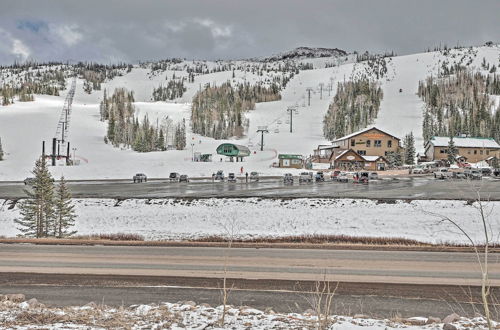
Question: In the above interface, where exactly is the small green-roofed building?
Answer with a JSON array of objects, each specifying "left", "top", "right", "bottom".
[
  {"left": 216, "top": 143, "right": 251, "bottom": 162},
  {"left": 278, "top": 154, "right": 303, "bottom": 168}
]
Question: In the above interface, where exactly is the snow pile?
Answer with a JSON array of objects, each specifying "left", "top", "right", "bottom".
[
  {"left": 1, "top": 198, "right": 498, "bottom": 245},
  {"left": 0, "top": 297, "right": 495, "bottom": 329}
]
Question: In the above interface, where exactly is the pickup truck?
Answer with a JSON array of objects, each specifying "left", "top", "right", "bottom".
[
  {"left": 433, "top": 168, "right": 452, "bottom": 179},
  {"left": 133, "top": 173, "right": 147, "bottom": 183}
]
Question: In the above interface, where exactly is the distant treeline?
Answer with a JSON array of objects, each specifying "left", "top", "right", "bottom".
[
  {"left": 152, "top": 78, "right": 186, "bottom": 101},
  {"left": 100, "top": 88, "right": 186, "bottom": 152},
  {"left": 418, "top": 68, "right": 500, "bottom": 142},
  {"left": 323, "top": 78, "right": 383, "bottom": 140},
  {"left": 191, "top": 82, "right": 281, "bottom": 139}
]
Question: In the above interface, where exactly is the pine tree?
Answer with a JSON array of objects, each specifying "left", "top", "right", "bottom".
[
  {"left": 15, "top": 157, "right": 55, "bottom": 238},
  {"left": 447, "top": 137, "right": 458, "bottom": 163},
  {"left": 403, "top": 132, "right": 416, "bottom": 165},
  {"left": 54, "top": 176, "right": 77, "bottom": 238},
  {"left": 386, "top": 151, "right": 402, "bottom": 168},
  {"left": 0, "top": 137, "right": 4, "bottom": 161}
]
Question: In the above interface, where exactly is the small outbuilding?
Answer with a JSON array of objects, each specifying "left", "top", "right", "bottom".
[
  {"left": 216, "top": 143, "right": 250, "bottom": 162},
  {"left": 278, "top": 154, "right": 303, "bottom": 169}
]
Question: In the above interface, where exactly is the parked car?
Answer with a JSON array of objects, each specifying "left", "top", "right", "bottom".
[
  {"left": 169, "top": 172, "right": 180, "bottom": 182},
  {"left": 452, "top": 171, "right": 467, "bottom": 179},
  {"left": 133, "top": 173, "right": 147, "bottom": 183},
  {"left": 434, "top": 168, "right": 452, "bottom": 179},
  {"left": 23, "top": 177, "right": 36, "bottom": 185},
  {"left": 299, "top": 172, "right": 313, "bottom": 183},
  {"left": 493, "top": 168, "right": 500, "bottom": 177},
  {"left": 179, "top": 174, "right": 189, "bottom": 183},
  {"left": 336, "top": 172, "right": 349, "bottom": 183},
  {"left": 214, "top": 170, "right": 224, "bottom": 181},
  {"left": 412, "top": 166, "right": 426, "bottom": 174},
  {"left": 369, "top": 172, "right": 379, "bottom": 180},
  {"left": 315, "top": 172, "right": 325, "bottom": 182},
  {"left": 353, "top": 171, "right": 369, "bottom": 184},
  {"left": 228, "top": 173, "right": 237, "bottom": 182},
  {"left": 283, "top": 173, "right": 294, "bottom": 184},
  {"left": 479, "top": 168, "right": 492, "bottom": 177},
  {"left": 250, "top": 171, "right": 259, "bottom": 182},
  {"left": 331, "top": 170, "right": 341, "bottom": 181},
  {"left": 464, "top": 169, "right": 482, "bottom": 180}
]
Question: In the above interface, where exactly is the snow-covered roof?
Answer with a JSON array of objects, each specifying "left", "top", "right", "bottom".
[
  {"left": 362, "top": 155, "right": 381, "bottom": 162},
  {"left": 317, "top": 144, "right": 338, "bottom": 150},
  {"left": 334, "top": 149, "right": 350, "bottom": 160},
  {"left": 332, "top": 126, "right": 400, "bottom": 143},
  {"left": 429, "top": 136, "right": 500, "bottom": 149}
]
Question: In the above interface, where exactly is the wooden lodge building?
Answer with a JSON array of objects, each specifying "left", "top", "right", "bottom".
[
  {"left": 424, "top": 136, "right": 500, "bottom": 164},
  {"left": 313, "top": 127, "right": 402, "bottom": 171}
]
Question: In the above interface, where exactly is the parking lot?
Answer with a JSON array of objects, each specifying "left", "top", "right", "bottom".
[{"left": 1, "top": 174, "right": 499, "bottom": 200}]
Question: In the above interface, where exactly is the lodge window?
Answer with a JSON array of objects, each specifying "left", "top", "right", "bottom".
[
  {"left": 366, "top": 140, "right": 371, "bottom": 147},
  {"left": 474, "top": 150, "right": 477, "bottom": 155},
  {"left": 351, "top": 140, "right": 355, "bottom": 147},
  {"left": 374, "top": 140, "right": 382, "bottom": 147},
  {"left": 291, "top": 159, "right": 301, "bottom": 165},
  {"left": 486, "top": 150, "right": 490, "bottom": 155},
  {"left": 358, "top": 150, "right": 366, "bottom": 155},
  {"left": 440, "top": 149, "right": 447, "bottom": 154},
  {"left": 387, "top": 140, "right": 392, "bottom": 148},
  {"left": 468, "top": 150, "right": 471, "bottom": 154}
]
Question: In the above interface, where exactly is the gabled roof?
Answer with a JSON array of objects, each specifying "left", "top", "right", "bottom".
[
  {"left": 334, "top": 149, "right": 350, "bottom": 160},
  {"left": 279, "top": 154, "right": 303, "bottom": 159},
  {"left": 428, "top": 136, "right": 500, "bottom": 149},
  {"left": 332, "top": 126, "right": 400, "bottom": 143},
  {"left": 362, "top": 155, "right": 383, "bottom": 162}
]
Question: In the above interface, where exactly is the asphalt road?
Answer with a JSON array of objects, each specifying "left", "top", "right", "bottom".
[
  {"left": 1, "top": 244, "right": 498, "bottom": 286},
  {"left": 1, "top": 176, "right": 499, "bottom": 200},
  {"left": 1, "top": 244, "right": 498, "bottom": 318}
]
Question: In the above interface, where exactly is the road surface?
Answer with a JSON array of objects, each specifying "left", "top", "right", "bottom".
[
  {"left": 1, "top": 244, "right": 498, "bottom": 318},
  {"left": 1, "top": 176, "right": 499, "bottom": 199},
  {"left": 1, "top": 244, "right": 498, "bottom": 286}
]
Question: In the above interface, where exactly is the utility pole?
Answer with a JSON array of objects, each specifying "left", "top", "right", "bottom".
[
  {"left": 330, "top": 77, "right": 334, "bottom": 96},
  {"left": 319, "top": 83, "right": 324, "bottom": 100},
  {"left": 256, "top": 126, "right": 269, "bottom": 151},
  {"left": 306, "top": 87, "right": 313, "bottom": 106},
  {"left": 287, "top": 106, "right": 296, "bottom": 133}
]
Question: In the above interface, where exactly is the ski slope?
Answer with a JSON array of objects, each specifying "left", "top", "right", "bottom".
[{"left": 0, "top": 45, "right": 498, "bottom": 180}]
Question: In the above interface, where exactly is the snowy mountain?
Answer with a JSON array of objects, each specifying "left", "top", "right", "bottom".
[
  {"left": 0, "top": 44, "right": 499, "bottom": 180},
  {"left": 261, "top": 46, "right": 348, "bottom": 61}
]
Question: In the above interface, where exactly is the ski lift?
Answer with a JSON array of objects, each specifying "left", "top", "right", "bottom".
[
  {"left": 274, "top": 128, "right": 279, "bottom": 133},
  {"left": 285, "top": 119, "right": 290, "bottom": 124},
  {"left": 294, "top": 109, "right": 299, "bottom": 115},
  {"left": 277, "top": 120, "right": 282, "bottom": 125},
  {"left": 302, "top": 102, "right": 306, "bottom": 107}
]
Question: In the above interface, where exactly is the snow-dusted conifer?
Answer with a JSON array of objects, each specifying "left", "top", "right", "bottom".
[
  {"left": 403, "top": 132, "right": 416, "bottom": 165},
  {"left": 54, "top": 176, "right": 77, "bottom": 238},
  {"left": 15, "top": 157, "right": 55, "bottom": 238}
]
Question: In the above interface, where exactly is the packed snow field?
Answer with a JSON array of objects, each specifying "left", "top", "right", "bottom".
[
  {"left": 1, "top": 198, "right": 498, "bottom": 244},
  {"left": 0, "top": 46, "right": 498, "bottom": 181},
  {"left": 0, "top": 294, "right": 496, "bottom": 329}
]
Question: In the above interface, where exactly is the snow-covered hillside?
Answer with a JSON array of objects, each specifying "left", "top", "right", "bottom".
[{"left": 0, "top": 45, "right": 499, "bottom": 180}]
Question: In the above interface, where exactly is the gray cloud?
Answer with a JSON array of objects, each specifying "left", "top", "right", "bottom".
[{"left": 0, "top": 0, "right": 498, "bottom": 64}]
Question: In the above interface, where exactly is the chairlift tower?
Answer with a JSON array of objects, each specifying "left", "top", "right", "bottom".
[
  {"left": 287, "top": 106, "right": 297, "bottom": 133},
  {"left": 319, "top": 83, "right": 324, "bottom": 100},
  {"left": 306, "top": 87, "right": 313, "bottom": 106},
  {"left": 256, "top": 126, "right": 269, "bottom": 151}
]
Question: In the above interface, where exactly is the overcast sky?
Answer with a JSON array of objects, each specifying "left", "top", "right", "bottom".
[{"left": 0, "top": 0, "right": 498, "bottom": 64}]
